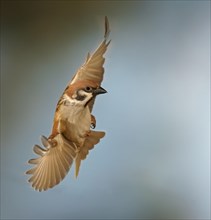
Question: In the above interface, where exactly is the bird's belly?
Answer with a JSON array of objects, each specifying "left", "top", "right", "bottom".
[{"left": 61, "top": 106, "right": 91, "bottom": 145}]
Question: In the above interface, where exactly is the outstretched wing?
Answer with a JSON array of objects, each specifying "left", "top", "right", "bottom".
[
  {"left": 26, "top": 135, "right": 77, "bottom": 191},
  {"left": 26, "top": 131, "right": 105, "bottom": 191},
  {"left": 70, "top": 16, "right": 111, "bottom": 112}
]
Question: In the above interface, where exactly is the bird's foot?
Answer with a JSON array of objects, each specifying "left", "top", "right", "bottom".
[{"left": 91, "top": 115, "right": 96, "bottom": 129}]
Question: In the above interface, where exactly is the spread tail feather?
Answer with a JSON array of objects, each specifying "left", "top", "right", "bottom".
[{"left": 75, "top": 131, "right": 105, "bottom": 177}]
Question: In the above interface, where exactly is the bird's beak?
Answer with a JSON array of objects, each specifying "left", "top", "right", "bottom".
[{"left": 93, "top": 86, "right": 107, "bottom": 95}]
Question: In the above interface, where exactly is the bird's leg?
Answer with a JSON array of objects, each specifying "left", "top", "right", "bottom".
[
  {"left": 91, "top": 115, "right": 96, "bottom": 129},
  {"left": 47, "top": 119, "right": 67, "bottom": 147},
  {"left": 47, "top": 119, "right": 63, "bottom": 141}
]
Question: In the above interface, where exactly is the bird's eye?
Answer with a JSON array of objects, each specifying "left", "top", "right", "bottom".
[{"left": 85, "top": 86, "right": 92, "bottom": 92}]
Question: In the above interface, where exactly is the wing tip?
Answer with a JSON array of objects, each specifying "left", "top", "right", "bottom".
[{"left": 104, "top": 16, "right": 110, "bottom": 40}]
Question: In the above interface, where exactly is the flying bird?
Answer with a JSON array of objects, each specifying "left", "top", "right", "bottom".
[{"left": 26, "top": 17, "right": 111, "bottom": 191}]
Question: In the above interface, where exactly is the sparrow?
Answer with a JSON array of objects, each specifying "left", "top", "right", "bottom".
[{"left": 26, "top": 16, "right": 111, "bottom": 191}]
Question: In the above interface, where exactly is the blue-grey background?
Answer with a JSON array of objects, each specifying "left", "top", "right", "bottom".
[{"left": 1, "top": 1, "right": 210, "bottom": 219}]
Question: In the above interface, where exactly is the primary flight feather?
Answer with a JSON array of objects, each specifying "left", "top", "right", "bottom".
[{"left": 26, "top": 17, "right": 111, "bottom": 191}]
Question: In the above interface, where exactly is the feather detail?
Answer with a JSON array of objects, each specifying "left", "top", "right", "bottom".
[
  {"left": 70, "top": 17, "right": 111, "bottom": 105},
  {"left": 26, "top": 134, "right": 77, "bottom": 191},
  {"left": 104, "top": 16, "right": 110, "bottom": 39},
  {"left": 75, "top": 131, "right": 105, "bottom": 177},
  {"left": 33, "top": 145, "right": 47, "bottom": 156}
]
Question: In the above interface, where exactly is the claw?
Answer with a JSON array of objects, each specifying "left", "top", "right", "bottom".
[
  {"left": 91, "top": 115, "right": 96, "bottom": 129},
  {"left": 91, "top": 123, "right": 95, "bottom": 129}
]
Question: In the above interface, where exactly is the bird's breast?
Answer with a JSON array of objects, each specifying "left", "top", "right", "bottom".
[{"left": 58, "top": 104, "right": 91, "bottom": 145}]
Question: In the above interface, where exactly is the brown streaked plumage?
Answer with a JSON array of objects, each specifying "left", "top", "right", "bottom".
[{"left": 26, "top": 17, "right": 111, "bottom": 191}]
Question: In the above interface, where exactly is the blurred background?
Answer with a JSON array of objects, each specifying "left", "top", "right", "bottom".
[{"left": 1, "top": 1, "right": 210, "bottom": 219}]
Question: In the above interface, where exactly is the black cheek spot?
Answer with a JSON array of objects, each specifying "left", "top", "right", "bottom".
[{"left": 76, "top": 94, "right": 86, "bottom": 101}]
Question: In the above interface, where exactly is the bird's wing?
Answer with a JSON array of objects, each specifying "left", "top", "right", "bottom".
[
  {"left": 75, "top": 131, "right": 105, "bottom": 177},
  {"left": 70, "top": 16, "right": 110, "bottom": 112},
  {"left": 26, "top": 134, "right": 77, "bottom": 191}
]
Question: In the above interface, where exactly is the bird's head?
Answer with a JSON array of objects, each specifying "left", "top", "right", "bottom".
[{"left": 63, "top": 80, "right": 107, "bottom": 107}]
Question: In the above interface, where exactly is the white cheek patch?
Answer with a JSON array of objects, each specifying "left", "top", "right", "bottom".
[
  {"left": 63, "top": 94, "right": 72, "bottom": 105},
  {"left": 78, "top": 90, "right": 87, "bottom": 97},
  {"left": 80, "top": 92, "right": 93, "bottom": 105},
  {"left": 72, "top": 94, "right": 77, "bottom": 99}
]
